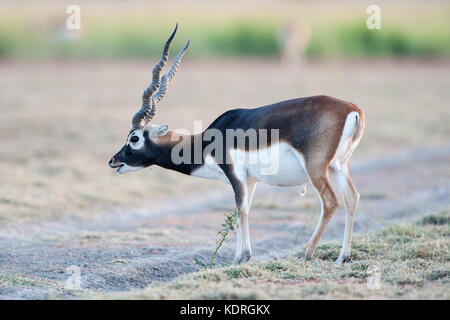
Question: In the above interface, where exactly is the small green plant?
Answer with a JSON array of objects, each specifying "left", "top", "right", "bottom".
[{"left": 195, "top": 209, "right": 239, "bottom": 269}]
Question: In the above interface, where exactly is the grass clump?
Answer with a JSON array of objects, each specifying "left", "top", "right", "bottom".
[{"left": 101, "top": 211, "right": 449, "bottom": 299}]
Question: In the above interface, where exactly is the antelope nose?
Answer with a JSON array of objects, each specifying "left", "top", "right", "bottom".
[{"left": 108, "top": 157, "right": 115, "bottom": 167}]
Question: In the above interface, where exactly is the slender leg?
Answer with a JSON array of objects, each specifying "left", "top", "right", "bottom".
[
  {"left": 303, "top": 173, "right": 339, "bottom": 260},
  {"left": 224, "top": 169, "right": 249, "bottom": 265},
  {"left": 237, "top": 180, "right": 257, "bottom": 264},
  {"left": 334, "top": 171, "right": 360, "bottom": 265},
  {"left": 238, "top": 204, "right": 251, "bottom": 264},
  {"left": 247, "top": 180, "right": 257, "bottom": 208},
  {"left": 233, "top": 219, "right": 243, "bottom": 263}
]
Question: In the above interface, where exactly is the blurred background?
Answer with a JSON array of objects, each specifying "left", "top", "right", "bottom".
[
  {"left": 1, "top": 1, "right": 449, "bottom": 60},
  {"left": 0, "top": 0, "right": 448, "bottom": 226}
]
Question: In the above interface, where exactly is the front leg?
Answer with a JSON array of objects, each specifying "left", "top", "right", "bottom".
[
  {"left": 220, "top": 164, "right": 252, "bottom": 265},
  {"left": 232, "top": 181, "right": 257, "bottom": 265},
  {"left": 231, "top": 181, "right": 250, "bottom": 265},
  {"left": 233, "top": 218, "right": 243, "bottom": 263},
  {"left": 237, "top": 208, "right": 252, "bottom": 264}
]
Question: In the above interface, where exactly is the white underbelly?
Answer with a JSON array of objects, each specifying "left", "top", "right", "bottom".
[
  {"left": 239, "top": 142, "right": 309, "bottom": 186},
  {"left": 191, "top": 142, "right": 309, "bottom": 187}
]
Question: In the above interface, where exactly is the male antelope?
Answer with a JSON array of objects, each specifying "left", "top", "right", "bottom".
[{"left": 109, "top": 25, "right": 365, "bottom": 265}]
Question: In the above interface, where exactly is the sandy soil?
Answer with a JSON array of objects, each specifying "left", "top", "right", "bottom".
[{"left": 0, "top": 143, "right": 448, "bottom": 299}]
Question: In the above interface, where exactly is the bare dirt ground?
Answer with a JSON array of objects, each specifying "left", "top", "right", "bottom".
[
  {"left": 0, "top": 143, "right": 448, "bottom": 299},
  {"left": 0, "top": 59, "right": 448, "bottom": 299}
]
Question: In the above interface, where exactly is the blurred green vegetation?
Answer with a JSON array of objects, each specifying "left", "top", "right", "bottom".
[
  {"left": 0, "top": 17, "right": 284, "bottom": 59},
  {"left": 306, "top": 20, "right": 450, "bottom": 58},
  {"left": 0, "top": 7, "right": 449, "bottom": 59}
]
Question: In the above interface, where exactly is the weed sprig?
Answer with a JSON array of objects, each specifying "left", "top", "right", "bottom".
[{"left": 195, "top": 209, "right": 239, "bottom": 269}]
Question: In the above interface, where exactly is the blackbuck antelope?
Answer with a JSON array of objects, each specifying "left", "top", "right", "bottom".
[{"left": 109, "top": 25, "right": 365, "bottom": 265}]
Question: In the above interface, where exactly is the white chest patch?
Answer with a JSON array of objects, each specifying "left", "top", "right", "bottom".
[
  {"left": 191, "top": 142, "right": 309, "bottom": 187},
  {"left": 190, "top": 155, "right": 229, "bottom": 183}
]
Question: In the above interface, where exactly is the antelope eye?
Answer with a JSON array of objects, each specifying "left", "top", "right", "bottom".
[{"left": 130, "top": 136, "right": 139, "bottom": 143}]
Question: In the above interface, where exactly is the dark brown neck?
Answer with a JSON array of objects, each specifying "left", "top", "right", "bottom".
[{"left": 152, "top": 132, "right": 204, "bottom": 176}]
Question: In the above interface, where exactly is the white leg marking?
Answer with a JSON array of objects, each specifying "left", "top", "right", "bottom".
[
  {"left": 238, "top": 189, "right": 251, "bottom": 264},
  {"left": 233, "top": 219, "right": 243, "bottom": 262},
  {"left": 233, "top": 180, "right": 256, "bottom": 265},
  {"left": 243, "top": 181, "right": 257, "bottom": 257},
  {"left": 334, "top": 167, "right": 359, "bottom": 265}
]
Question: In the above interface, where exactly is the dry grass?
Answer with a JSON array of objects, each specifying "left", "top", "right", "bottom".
[
  {"left": 0, "top": 59, "right": 449, "bottom": 227},
  {"left": 97, "top": 211, "right": 449, "bottom": 299}
]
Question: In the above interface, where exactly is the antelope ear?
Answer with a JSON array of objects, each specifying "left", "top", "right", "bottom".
[{"left": 152, "top": 124, "right": 169, "bottom": 136}]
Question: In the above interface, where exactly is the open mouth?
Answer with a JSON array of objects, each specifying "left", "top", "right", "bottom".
[{"left": 109, "top": 162, "right": 125, "bottom": 171}]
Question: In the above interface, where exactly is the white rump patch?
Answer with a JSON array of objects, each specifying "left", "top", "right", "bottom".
[{"left": 331, "top": 111, "right": 360, "bottom": 171}]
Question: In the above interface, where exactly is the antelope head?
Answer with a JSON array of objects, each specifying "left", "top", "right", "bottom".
[{"left": 109, "top": 24, "right": 189, "bottom": 174}]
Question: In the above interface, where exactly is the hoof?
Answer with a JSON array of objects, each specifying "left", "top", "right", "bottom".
[
  {"left": 301, "top": 247, "right": 313, "bottom": 261},
  {"left": 335, "top": 255, "right": 350, "bottom": 266},
  {"left": 235, "top": 250, "right": 252, "bottom": 265}
]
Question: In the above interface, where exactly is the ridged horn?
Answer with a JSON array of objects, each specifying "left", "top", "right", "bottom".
[{"left": 132, "top": 23, "right": 178, "bottom": 128}]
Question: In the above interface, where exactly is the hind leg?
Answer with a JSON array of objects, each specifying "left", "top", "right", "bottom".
[
  {"left": 303, "top": 168, "right": 339, "bottom": 260},
  {"left": 330, "top": 166, "right": 360, "bottom": 265}
]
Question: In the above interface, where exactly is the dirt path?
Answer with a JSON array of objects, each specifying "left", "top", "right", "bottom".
[{"left": 0, "top": 144, "right": 448, "bottom": 299}]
